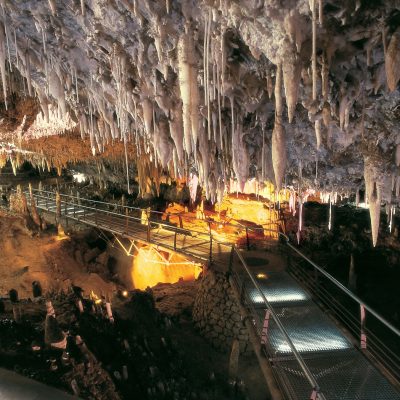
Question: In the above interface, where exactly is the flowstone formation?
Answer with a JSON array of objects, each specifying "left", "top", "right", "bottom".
[{"left": 0, "top": 0, "right": 400, "bottom": 245}]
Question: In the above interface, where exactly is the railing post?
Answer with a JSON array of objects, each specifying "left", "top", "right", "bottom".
[
  {"left": 95, "top": 203, "right": 98, "bottom": 225},
  {"left": 64, "top": 200, "right": 68, "bottom": 227},
  {"left": 208, "top": 221, "right": 212, "bottom": 264},
  {"left": 360, "top": 304, "right": 367, "bottom": 349},
  {"left": 310, "top": 388, "right": 318, "bottom": 400},
  {"left": 228, "top": 245, "right": 235, "bottom": 274},
  {"left": 174, "top": 230, "right": 177, "bottom": 251},
  {"left": 179, "top": 215, "right": 183, "bottom": 229},
  {"left": 147, "top": 211, "right": 151, "bottom": 242},
  {"left": 261, "top": 309, "right": 271, "bottom": 345}
]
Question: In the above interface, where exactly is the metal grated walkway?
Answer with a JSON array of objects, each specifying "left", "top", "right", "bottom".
[
  {"left": 240, "top": 271, "right": 400, "bottom": 399},
  {"left": 22, "top": 188, "right": 400, "bottom": 400}
]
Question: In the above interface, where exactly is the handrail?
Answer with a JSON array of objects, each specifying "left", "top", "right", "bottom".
[
  {"left": 19, "top": 188, "right": 400, "bottom": 397},
  {"left": 25, "top": 187, "right": 400, "bottom": 339},
  {"left": 233, "top": 247, "right": 323, "bottom": 399},
  {"left": 281, "top": 235, "right": 400, "bottom": 339},
  {"left": 29, "top": 187, "right": 280, "bottom": 232},
  {"left": 22, "top": 188, "right": 400, "bottom": 340},
  {"left": 30, "top": 192, "right": 235, "bottom": 244}
]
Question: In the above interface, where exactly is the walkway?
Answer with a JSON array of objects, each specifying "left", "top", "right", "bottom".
[{"left": 26, "top": 189, "right": 400, "bottom": 400}]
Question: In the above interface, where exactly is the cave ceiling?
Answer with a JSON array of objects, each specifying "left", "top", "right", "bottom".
[{"left": 0, "top": 0, "right": 399, "bottom": 204}]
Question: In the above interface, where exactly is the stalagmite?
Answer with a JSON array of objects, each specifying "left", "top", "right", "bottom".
[{"left": 385, "top": 28, "right": 400, "bottom": 92}]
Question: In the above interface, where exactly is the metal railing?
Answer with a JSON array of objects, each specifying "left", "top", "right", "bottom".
[
  {"left": 21, "top": 187, "right": 400, "bottom": 399},
  {"left": 229, "top": 246, "right": 325, "bottom": 400},
  {"left": 286, "top": 243, "right": 400, "bottom": 387},
  {"left": 28, "top": 187, "right": 283, "bottom": 249}
]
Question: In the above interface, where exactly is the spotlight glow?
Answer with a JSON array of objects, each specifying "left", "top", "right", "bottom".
[
  {"left": 275, "top": 336, "right": 350, "bottom": 353},
  {"left": 252, "top": 292, "right": 308, "bottom": 303}
]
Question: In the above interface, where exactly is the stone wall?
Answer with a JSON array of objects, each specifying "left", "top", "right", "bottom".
[{"left": 192, "top": 270, "right": 251, "bottom": 354}]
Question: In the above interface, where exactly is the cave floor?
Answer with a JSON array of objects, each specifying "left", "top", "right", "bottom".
[{"left": 0, "top": 211, "right": 114, "bottom": 298}]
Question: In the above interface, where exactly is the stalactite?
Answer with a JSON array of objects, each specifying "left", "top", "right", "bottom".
[
  {"left": 315, "top": 120, "right": 321, "bottom": 150},
  {"left": 318, "top": 0, "right": 323, "bottom": 25},
  {"left": 328, "top": 194, "right": 332, "bottom": 230},
  {"left": 231, "top": 108, "right": 249, "bottom": 191},
  {"left": 36, "top": 88, "right": 49, "bottom": 123},
  {"left": 154, "top": 117, "right": 173, "bottom": 168},
  {"left": 220, "top": 22, "right": 226, "bottom": 101},
  {"left": 0, "top": 22, "right": 7, "bottom": 110},
  {"left": 385, "top": 28, "right": 400, "bottom": 92},
  {"left": 142, "top": 99, "right": 153, "bottom": 136},
  {"left": 297, "top": 196, "right": 303, "bottom": 244},
  {"left": 123, "top": 136, "right": 130, "bottom": 194},
  {"left": 310, "top": 0, "right": 321, "bottom": 148},
  {"left": 204, "top": 10, "right": 212, "bottom": 140},
  {"left": 282, "top": 58, "right": 301, "bottom": 123},
  {"left": 48, "top": 68, "right": 66, "bottom": 117},
  {"left": 272, "top": 63, "right": 286, "bottom": 191},
  {"left": 396, "top": 176, "right": 400, "bottom": 198},
  {"left": 364, "top": 159, "right": 382, "bottom": 247},
  {"left": 272, "top": 120, "right": 286, "bottom": 192},
  {"left": 275, "top": 64, "right": 283, "bottom": 118},
  {"left": 177, "top": 23, "right": 199, "bottom": 155},
  {"left": 395, "top": 144, "right": 400, "bottom": 166},
  {"left": 80, "top": 0, "right": 85, "bottom": 16},
  {"left": 216, "top": 58, "right": 223, "bottom": 150},
  {"left": 261, "top": 124, "right": 265, "bottom": 183},
  {"left": 169, "top": 106, "right": 184, "bottom": 162},
  {"left": 266, "top": 72, "right": 273, "bottom": 99},
  {"left": 48, "top": 0, "right": 57, "bottom": 16},
  {"left": 25, "top": 46, "right": 33, "bottom": 96}
]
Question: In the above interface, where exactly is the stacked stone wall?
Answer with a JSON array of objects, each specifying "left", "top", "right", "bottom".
[{"left": 193, "top": 270, "right": 251, "bottom": 353}]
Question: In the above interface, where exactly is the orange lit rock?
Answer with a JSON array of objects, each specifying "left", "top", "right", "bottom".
[{"left": 132, "top": 246, "right": 202, "bottom": 290}]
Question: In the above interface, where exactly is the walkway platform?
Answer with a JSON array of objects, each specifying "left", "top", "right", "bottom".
[{"left": 25, "top": 188, "right": 400, "bottom": 400}]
